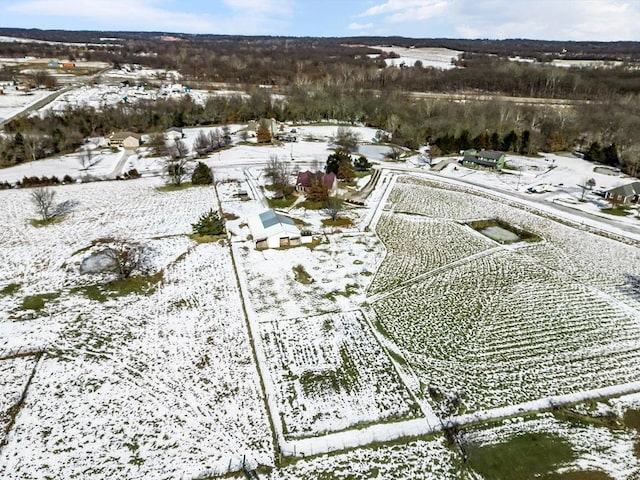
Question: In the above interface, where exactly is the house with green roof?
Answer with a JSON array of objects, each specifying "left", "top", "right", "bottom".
[{"left": 247, "top": 209, "right": 301, "bottom": 249}]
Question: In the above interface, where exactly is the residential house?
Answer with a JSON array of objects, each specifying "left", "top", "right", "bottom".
[
  {"left": 462, "top": 149, "right": 506, "bottom": 170},
  {"left": 295, "top": 171, "right": 337, "bottom": 195},
  {"left": 247, "top": 209, "right": 301, "bottom": 249},
  {"left": 605, "top": 182, "right": 640, "bottom": 204},
  {"left": 165, "top": 127, "right": 184, "bottom": 142},
  {"left": 108, "top": 131, "right": 141, "bottom": 149}
]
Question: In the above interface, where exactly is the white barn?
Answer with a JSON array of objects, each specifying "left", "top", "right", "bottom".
[{"left": 248, "top": 209, "right": 301, "bottom": 249}]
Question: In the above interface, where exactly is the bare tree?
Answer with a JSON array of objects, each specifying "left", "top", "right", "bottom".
[
  {"left": 193, "top": 129, "right": 212, "bottom": 156},
  {"left": 164, "top": 157, "right": 189, "bottom": 185},
  {"left": 265, "top": 154, "right": 292, "bottom": 195},
  {"left": 385, "top": 145, "right": 404, "bottom": 161},
  {"left": 78, "top": 147, "right": 96, "bottom": 170},
  {"left": 31, "top": 187, "right": 56, "bottom": 222},
  {"left": 332, "top": 126, "right": 360, "bottom": 152},
  {"left": 169, "top": 138, "right": 189, "bottom": 160},
  {"left": 579, "top": 177, "right": 596, "bottom": 200},
  {"left": 324, "top": 196, "right": 344, "bottom": 221},
  {"left": 103, "top": 239, "right": 146, "bottom": 279},
  {"left": 164, "top": 138, "right": 190, "bottom": 185}
]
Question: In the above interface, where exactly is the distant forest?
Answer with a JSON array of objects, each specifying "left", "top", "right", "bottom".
[{"left": 1, "top": 29, "right": 639, "bottom": 175}]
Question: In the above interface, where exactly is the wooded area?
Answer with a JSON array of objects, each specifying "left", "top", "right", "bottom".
[{"left": 1, "top": 29, "right": 639, "bottom": 175}]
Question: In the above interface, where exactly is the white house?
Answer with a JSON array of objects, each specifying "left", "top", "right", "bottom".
[
  {"left": 165, "top": 127, "right": 184, "bottom": 142},
  {"left": 108, "top": 131, "right": 141, "bottom": 149},
  {"left": 247, "top": 209, "right": 301, "bottom": 249}
]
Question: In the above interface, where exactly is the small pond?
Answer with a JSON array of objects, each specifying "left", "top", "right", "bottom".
[
  {"left": 480, "top": 226, "right": 520, "bottom": 243},
  {"left": 594, "top": 166, "right": 620, "bottom": 176},
  {"left": 467, "top": 219, "right": 540, "bottom": 244},
  {"left": 358, "top": 144, "right": 399, "bottom": 161}
]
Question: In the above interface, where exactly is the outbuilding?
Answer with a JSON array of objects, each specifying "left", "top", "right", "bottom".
[{"left": 247, "top": 209, "right": 301, "bottom": 249}]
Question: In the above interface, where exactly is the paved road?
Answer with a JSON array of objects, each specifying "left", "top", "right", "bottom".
[{"left": 378, "top": 162, "right": 640, "bottom": 241}]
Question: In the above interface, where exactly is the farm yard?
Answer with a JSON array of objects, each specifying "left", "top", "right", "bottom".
[
  {"left": 0, "top": 122, "right": 640, "bottom": 478},
  {"left": 259, "top": 310, "right": 422, "bottom": 439}
]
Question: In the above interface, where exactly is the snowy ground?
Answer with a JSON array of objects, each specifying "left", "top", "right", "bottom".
[
  {"left": 0, "top": 87, "right": 55, "bottom": 124},
  {"left": 2, "top": 109, "right": 640, "bottom": 477},
  {"left": 0, "top": 178, "right": 272, "bottom": 479}
]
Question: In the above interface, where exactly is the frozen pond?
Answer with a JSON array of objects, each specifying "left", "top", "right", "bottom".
[
  {"left": 358, "top": 144, "right": 396, "bottom": 161},
  {"left": 480, "top": 225, "right": 521, "bottom": 243}
]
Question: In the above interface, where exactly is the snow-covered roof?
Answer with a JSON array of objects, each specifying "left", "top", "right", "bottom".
[
  {"left": 607, "top": 181, "right": 640, "bottom": 198},
  {"left": 247, "top": 209, "right": 300, "bottom": 242}
]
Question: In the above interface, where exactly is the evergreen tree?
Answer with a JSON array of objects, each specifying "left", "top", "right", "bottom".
[
  {"left": 192, "top": 209, "right": 225, "bottom": 236},
  {"left": 191, "top": 161, "right": 213, "bottom": 185},
  {"left": 603, "top": 143, "right": 619, "bottom": 166}
]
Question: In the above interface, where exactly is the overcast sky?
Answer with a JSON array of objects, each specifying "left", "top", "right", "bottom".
[{"left": 0, "top": 0, "right": 639, "bottom": 41}]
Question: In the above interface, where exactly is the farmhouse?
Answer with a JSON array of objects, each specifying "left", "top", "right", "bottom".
[
  {"left": 605, "top": 181, "right": 640, "bottom": 204},
  {"left": 295, "top": 171, "right": 337, "bottom": 195},
  {"left": 107, "top": 131, "right": 141, "bottom": 149},
  {"left": 248, "top": 209, "right": 301, "bottom": 249},
  {"left": 462, "top": 149, "right": 506, "bottom": 170}
]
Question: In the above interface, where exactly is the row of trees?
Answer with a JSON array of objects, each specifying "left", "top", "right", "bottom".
[
  {"left": 433, "top": 130, "right": 532, "bottom": 155},
  {"left": 2, "top": 85, "right": 639, "bottom": 175}
]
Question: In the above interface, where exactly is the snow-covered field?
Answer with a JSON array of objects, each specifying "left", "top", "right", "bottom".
[
  {"left": 2, "top": 97, "right": 640, "bottom": 476},
  {"left": 0, "top": 88, "right": 55, "bottom": 124},
  {"left": 373, "top": 46, "right": 462, "bottom": 69},
  {"left": 0, "top": 178, "right": 272, "bottom": 478},
  {"left": 371, "top": 176, "right": 640, "bottom": 413}
]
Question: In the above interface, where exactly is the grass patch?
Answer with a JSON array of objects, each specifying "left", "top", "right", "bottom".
[
  {"left": 297, "top": 200, "right": 326, "bottom": 210},
  {"left": 545, "top": 472, "right": 613, "bottom": 480},
  {"left": 156, "top": 182, "right": 199, "bottom": 192},
  {"left": 30, "top": 216, "right": 64, "bottom": 227},
  {"left": 552, "top": 407, "right": 622, "bottom": 430},
  {"left": 299, "top": 345, "right": 358, "bottom": 395},
  {"left": 623, "top": 409, "right": 640, "bottom": 430},
  {"left": 466, "top": 433, "right": 574, "bottom": 480},
  {"left": 292, "top": 264, "right": 314, "bottom": 284},
  {"left": 322, "top": 217, "right": 354, "bottom": 227},
  {"left": 601, "top": 206, "right": 631, "bottom": 216},
  {"left": 1, "top": 283, "right": 21, "bottom": 296},
  {"left": 72, "top": 272, "right": 163, "bottom": 302},
  {"left": 189, "top": 233, "right": 226, "bottom": 244},
  {"left": 266, "top": 196, "right": 297, "bottom": 209},
  {"left": 20, "top": 292, "right": 60, "bottom": 311}
]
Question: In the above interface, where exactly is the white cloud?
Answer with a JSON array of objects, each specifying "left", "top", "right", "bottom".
[
  {"left": 354, "top": 0, "right": 640, "bottom": 41},
  {"left": 360, "top": 0, "right": 451, "bottom": 21}
]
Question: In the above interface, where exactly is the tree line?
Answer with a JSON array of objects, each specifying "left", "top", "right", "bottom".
[{"left": 2, "top": 85, "right": 639, "bottom": 174}]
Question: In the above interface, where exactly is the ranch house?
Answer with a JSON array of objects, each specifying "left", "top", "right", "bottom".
[
  {"left": 108, "top": 131, "right": 141, "bottom": 149},
  {"left": 605, "top": 182, "right": 640, "bottom": 204},
  {"left": 462, "top": 150, "right": 506, "bottom": 170}
]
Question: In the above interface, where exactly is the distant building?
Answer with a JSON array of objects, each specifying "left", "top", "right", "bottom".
[
  {"left": 247, "top": 209, "right": 301, "bottom": 249},
  {"left": 165, "top": 127, "right": 184, "bottom": 142},
  {"left": 605, "top": 182, "right": 640, "bottom": 204},
  {"left": 108, "top": 131, "right": 141, "bottom": 149},
  {"left": 462, "top": 149, "right": 506, "bottom": 170}
]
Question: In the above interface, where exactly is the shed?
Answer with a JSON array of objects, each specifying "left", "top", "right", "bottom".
[
  {"left": 165, "top": 127, "right": 184, "bottom": 141},
  {"left": 247, "top": 209, "right": 301, "bottom": 249}
]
